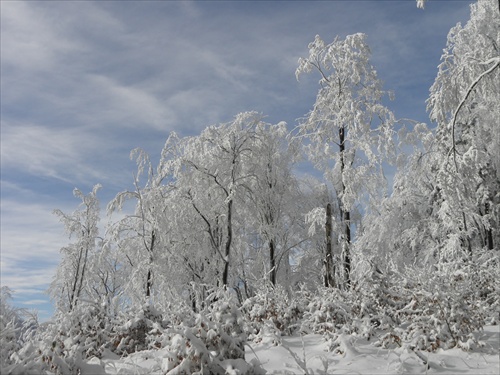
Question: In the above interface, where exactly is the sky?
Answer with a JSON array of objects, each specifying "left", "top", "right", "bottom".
[{"left": 0, "top": 0, "right": 475, "bottom": 321}]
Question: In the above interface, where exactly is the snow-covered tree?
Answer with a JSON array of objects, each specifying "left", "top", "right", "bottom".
[
  {"left": 295, "top": 33, "right": 395, "bottom": 287},
  {"left": 107, "top": 146, "right": 178, "bottom": 305},
  {"left": 50, "top": 184, "right": 103, "bottom": 312},
  {"left": 354, "top": 1, "right": 500, "bottom": 348},
  {"left": 241, "top": 120, "right": 303, "bottom": 287},
  {"left": 427, "top": 0, "right": 500, "bottom": 258},
  {"left": 175, "top": 112, "right": 262, "bottom": 288}
]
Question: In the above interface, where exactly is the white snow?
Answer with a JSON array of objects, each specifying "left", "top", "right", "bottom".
[{"left": 90, "top": 325, "right": 498, "bottom": 374}]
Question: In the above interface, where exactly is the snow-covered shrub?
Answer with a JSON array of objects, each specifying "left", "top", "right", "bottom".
[
  {"left": 0, "top": 317, "right": 19, "bottom": 371},
  {"left": 159, "top": 313, "right": 245, "bottom": 374},
  {"left": 300, "top": 287, "right": 352, "bottom": 335},
  {"left": 0, "top": 287, "right": 22, "bottom": 370},
  {"left": 111, "top": 303, "right": 164, "bottom": 355},
  {"left": 471, "top": 249, "right": 500, "bottom": 325},
  {"left": 6, "top": 319, "right": 78, "bottom": 375},
  {"left": 153, "top": 288, "right": 262, "bottom": 374},
  {"left": 298, "top": 286, "right": 381, "bottom": 353},
  {"left": 52, "top": 306, "right": 109, "bottom": 370},
  {"left": 374, "top": 264, "right": 489, "bottom": 352},
  {"left": 5, "top": 301, "right": 116, "bottom": 374},
  {"left": 206, "top": 288, "right": 247, "bottom": 346},
  {"left": 242, "top": 283, "right": 302, "bottom": 343},
  {"left": 1, "top": 288, "right": 43, "bottom": 374},
  {"left": 349, "top": 263, "right": 406, "bottom": 337}
]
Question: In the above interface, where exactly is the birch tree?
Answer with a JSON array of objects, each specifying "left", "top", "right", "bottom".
[{"left": 295, "top": 33, "right": 395, "bottom": 287}]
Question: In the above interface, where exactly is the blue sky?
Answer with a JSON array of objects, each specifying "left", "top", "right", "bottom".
[{"left": 1, "top": 0, "right": 473, "bottom": 321}]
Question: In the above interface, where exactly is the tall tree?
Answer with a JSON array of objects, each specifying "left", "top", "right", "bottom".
[
  {"left": 107, "top": 148, "right": 175, "bottom": 303},
  {"left": 175, "top": 112, "right": 261, "bottom": 287},
  {"left": 244, "top": 120, "right": 301, "bottom": 286},
  {"left": 427, "top": 0, "right": 500, "bottom": 256},
  {"left": 295, "top": 33, "right": 395, "bottom": 287},
  {"left": 50, "top": 185, "right": 102, "bottom": 311},
  {"left": 358, "top": 0, "right": 500, "bottom": 272}
]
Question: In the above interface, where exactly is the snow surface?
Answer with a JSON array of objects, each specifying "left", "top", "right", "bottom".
[{"left": 89, "top": 326, "right": 499, "bottom": 374}]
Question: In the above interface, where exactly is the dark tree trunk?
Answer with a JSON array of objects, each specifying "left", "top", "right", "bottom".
[
  {"left": 146, "top": 231, "right": 155, "bottom": 298},
  {"left": 339, "top": 126, "right": 351, "bottom": 287},
  {"left": 76, "top": 244, "right": 89, "bottom": 304},
  {"left": 461, "top": 211, "right": 472, "bottom": 259},
  {"left": 222, "top": 199, "right": 233, "bottom": 286},
  {"left": 344, "top": 210, "right": 351, "bottom": 285},
  {"left": 270, "top": 238, "right": 277, "bottom": 286},
  {"left": 485, "top": 202, "right": 494, "bottom": 250},
  {"left": 69, "top": 246, "right": 84, "bottom": 311},
  {"left": 146, "top": 269, "right": 152, "bottom": 298},
  {"left": 324, "top": 203, "right": 335, "bottom": 287},
  {"left": 75, "top": 228, "right": 91, "bottom": 306}
]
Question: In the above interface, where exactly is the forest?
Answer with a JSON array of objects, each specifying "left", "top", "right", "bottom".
[{"left": 1, "top": 0, "right": 499, "bottom": 374}]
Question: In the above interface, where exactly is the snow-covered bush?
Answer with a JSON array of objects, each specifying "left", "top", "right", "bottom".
[
  {"left": 4, "top": 300, "right": 117, "bottom": 374},
  {"left": 151, "top": 288, "right": 263, "bottom": 374},
  {"left": 0, "top": 317, "right": 19, "bottom": 371},
  {"left": 373, "top": 263, "right": 492, "bottom": 352},
  {"left": 111, "top": 303, "right": 164, "bottom": 355},
  {"left": 471, "top": 250, "right": 500, "bottom": 325},
  {"left": 242, "top": 282, "right": 302, "bottom": 343},
  {"left": 159, "top": 313, "right": 245, "bottom": 374},
  {"left": 1, "top": 287, "right": 42, "bottom": 374},
  {"left": 299, "top": 285, "right": 386, "bottom": 353},
  {"left": 350, "top": 263, "right": 406, "bottom": 335},
  {"left": 300, "top": 287, "right": 351, "bottom": 335}
]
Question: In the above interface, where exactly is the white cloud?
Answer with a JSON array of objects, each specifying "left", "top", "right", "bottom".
[
  {"left": 1, "top": 2, "right": 80, "bottom": 72},
  {"left": 0, "top": 266, "right": 58, "bottom": 303},
  {"left": 1, "top": 121, "right": 107, "bottom": 183},
  {"left": 19, "top": 299, "right": 50, "bottom": 306},
  {"left": 0, "top": 198, "right": 65, "bottom": 266}
]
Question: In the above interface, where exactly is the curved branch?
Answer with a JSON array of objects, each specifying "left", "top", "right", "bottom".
[{"left": 449, "top": 57, "right": 500, "bottom": 170}]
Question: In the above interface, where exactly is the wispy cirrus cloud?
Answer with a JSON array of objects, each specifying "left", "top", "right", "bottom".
[
  {"left": 1, "top": 122, "right": 101, "bottom": 183},
  {"left": 0, "top": 195, "right": 66, "bottom": 266},
  {"left": 0, "top": 195, "right": 63, "bottom": 321}
]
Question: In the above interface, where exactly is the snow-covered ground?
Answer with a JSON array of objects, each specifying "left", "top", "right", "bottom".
[{"left": 92, "top": 325, "right": 499, "bottom": 374}]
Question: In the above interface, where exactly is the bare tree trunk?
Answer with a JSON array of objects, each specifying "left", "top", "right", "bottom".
[
  {"left": 461, "top": 211, "right": 472, "bottom": 259},
  {"left": 75, "top": 244, "right": 89, "bottom": 304},
  {"left": 339, "top": 126, "right": 351, "bottom": 287},
  {"left": 485, "top": 202, "right": 494, "bottom": 251},
  {"left": 75, "top": 226, "right": 92, "bottom": 305},
  {"left": 146, "top": 231, "right": 155, "bottom": 298},
  {"left": 269, "top": 238, "right": 277, "bottom": 286},
  {"left": 344, "top": 210, "right": 351, "bottom": 286},
  {"left": 324, "top": 203, "right": 335, "bottom": 287},
  {"left": 222, "top": 199, "right": 232, "bottom": 286},
  {"left": 69, "top": 246, "right": 84, "bottom": 311}
]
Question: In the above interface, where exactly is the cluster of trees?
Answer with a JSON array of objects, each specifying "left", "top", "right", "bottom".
[
  {"left": 49, "top": 113, "right": 309, "bottom": 311},
  {"left": 48, "top": 50, "right": 394, "bottom": 310},
  {"left": 1, "top": 0, "right": 498, "bottom": 373},
  {"left": 49, "top": 0, "right": 498, "bottom": 313}
]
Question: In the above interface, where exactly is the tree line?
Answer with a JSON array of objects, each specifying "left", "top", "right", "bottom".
[{"left": 49, "top": 0, "right": 498, "bottom": 315}]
